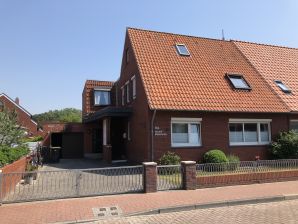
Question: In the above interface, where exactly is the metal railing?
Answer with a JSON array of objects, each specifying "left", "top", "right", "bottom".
[
  {"left": 196, "top": 159, "right": 298, "bottom": 176},
  {"left": 0, "top": 165, "right": 143, "bottom": 203},
  {"left": 157, "top": 165, "right": 182, "bottom": 191}
]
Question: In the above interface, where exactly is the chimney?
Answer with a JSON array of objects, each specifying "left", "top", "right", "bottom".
[{"left": 15, "top": 97, "right": 20, "bottom": 105}]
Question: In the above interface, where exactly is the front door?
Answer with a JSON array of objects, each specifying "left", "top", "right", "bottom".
[{"left": 111, "top": 118, "right": 126, "bottom": 160}]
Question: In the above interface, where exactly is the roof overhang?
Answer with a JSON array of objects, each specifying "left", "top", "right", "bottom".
[{"left": 83, "top": 107, "right": 132, "bottom": 123}]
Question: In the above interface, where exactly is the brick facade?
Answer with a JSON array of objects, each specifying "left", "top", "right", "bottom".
[{"left": 0, "top": 94, "right": 40, "bottom": 136}]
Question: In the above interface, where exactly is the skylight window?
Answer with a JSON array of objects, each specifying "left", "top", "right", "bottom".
[
  {"left": 275, "top": 80, "right": 291, "bottom": 93},
  {"left": 226, "top": 74, "right": 251, "bottom": 90},
  {"left": 175, "top": 44, "right": 190, "bottom": 56}
]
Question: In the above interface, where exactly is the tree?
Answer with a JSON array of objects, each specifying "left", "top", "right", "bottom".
[
  {"left": 33, "top": 108, "right": 82, "bottom": 123},
  {"left": 0, "top": 109, "right": 26, "bottom": 146}
]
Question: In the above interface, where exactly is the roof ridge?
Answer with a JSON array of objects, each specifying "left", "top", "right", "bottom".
[
  {"left": 232, "top": 39, "right": 298, "bottom": 51},
  {"left": 86, "top": 80, "right": 114, "bottom": 83},
  {"left": 127, "top": 27, "right": 226, "bottom": 43}
]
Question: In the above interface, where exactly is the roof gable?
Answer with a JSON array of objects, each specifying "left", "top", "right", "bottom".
[
  {"left": 127, "top": 28, "right": 288, "bottom": 113},
  {"left": 0, "top": 93, "right": 38, "bottom": 126}
]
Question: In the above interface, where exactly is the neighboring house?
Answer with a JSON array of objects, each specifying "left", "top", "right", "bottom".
[
  {"left": 0, "top": 93, "right": 40, "bottom": 136},
  {"left": 81, "top": 28, "right": 298, "bottom": 163}
]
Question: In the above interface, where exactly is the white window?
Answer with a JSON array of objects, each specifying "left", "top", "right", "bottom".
[
  {"left": 229, "top": 119, "right": 271, "bottom": 146},
  {"left": 171, "top": 118, "right": 202, "bottom": 147},
  {"left": 175, "top": 44, "right": 190, "bottom": 56},
  {"left": 121, "top": 86, "right": 124, "bottom": 106},
  {"left": 290, "top": 120, "right": 298, "bottom": 132},
  {"left": 227, "top": 74, "right": 251, "bottom": 90},
  {"left": 94, "top": 90, "right": 110, "bottom": 106},
  {"left": 275, "top": 80, "right": 291, "bottom": 93},
  {"left": 131, "top": 76, "right": 136, "bottom": 99},
  {"left": 126, "top": 82, "right": 130, "bottom": 103}
]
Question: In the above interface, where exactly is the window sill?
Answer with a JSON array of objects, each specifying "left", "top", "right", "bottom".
[
  {"left": 171, "top": 144, "right": 202, "bottom": 148},
  {"left": 229, "top": 142, "right": 270, "bottom": 147}
]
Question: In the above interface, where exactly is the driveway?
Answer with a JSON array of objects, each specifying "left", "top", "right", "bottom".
[{"left": 42, "top": 158, "right": 110, "bottom": 170}]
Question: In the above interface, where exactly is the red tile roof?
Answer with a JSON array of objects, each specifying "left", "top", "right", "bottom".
[
  {"left": 233, "top": 41, "right": 298, "bottom": 112},
  {"left": 127, "top": 28, "right": 288, "bottom": 113},
  {"left": 84, "top": 80, "right": 114, "bottom": 88}
]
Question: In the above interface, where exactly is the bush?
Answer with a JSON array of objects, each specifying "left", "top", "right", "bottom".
[
  {"left": 203, "top": 149, "right": 228, "bottom": 163},
  {"left": 158, "top": 151, "right": 181, "bottom": 165},
  {"left": 270, "top": 131, "right": 298, "bottom": 159},
  {"left": 0, "top": 145, "right": 29, "bottom": 167},
  {"left": 226, "top": 154, "right": 240, "bottom": 171}
]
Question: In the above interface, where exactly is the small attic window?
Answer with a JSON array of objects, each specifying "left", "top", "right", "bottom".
[
  {"left": 275, "top": 80, "right": 291, "bottom": 93},
  {"left": 226, "top": 74, "right": 251, "bottom": 90},
  {"left": 175, "top": 44, "right": 190, "bottom": 56}
]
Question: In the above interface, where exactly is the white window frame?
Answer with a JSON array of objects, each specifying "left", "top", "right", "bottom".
[
  {"left": 121, "top": 86, "right": 124, "bottom": 106},
  {"left": 131, "top": 75, "right": 136, "bottom": 99},
  {"left": 126, "top": 81, "right": 130, "bottom": 103},
  {"left": 171, "top": 117, "right": 202, "bottom": 147},
  {"left": 229, "top": 119, "right": 272, "bottom": 146}
]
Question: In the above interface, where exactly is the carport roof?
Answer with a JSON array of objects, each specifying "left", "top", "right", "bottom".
[{"left": 83, "top": 107, "right": 132, "bottom": 123}]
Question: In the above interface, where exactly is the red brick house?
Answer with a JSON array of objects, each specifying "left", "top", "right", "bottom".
[
  {"left": 82, "top": 28, "right": 297, "bottom": 163},
  {"left": 0, "top": 93, "right": 40, "bottom": 136}
]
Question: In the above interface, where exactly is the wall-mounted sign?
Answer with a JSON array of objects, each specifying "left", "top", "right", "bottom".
[{"left": 154, "top": 126, "right": 167, "bottom": 136}]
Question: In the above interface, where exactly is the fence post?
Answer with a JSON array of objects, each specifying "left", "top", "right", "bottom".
[
  {"left": 181, "top": 161, "right": 197, "bottom": 190},
  {"left": 143, "top": 162, "right": 157, "bottom": 193}
]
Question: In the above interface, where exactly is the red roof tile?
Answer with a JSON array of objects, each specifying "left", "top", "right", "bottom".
[
  {"left": 234, "top": 41, "right": 298, "bottom": 112},
  {"left": 127, "top": 28, "right": 288, "bottom": 113}
]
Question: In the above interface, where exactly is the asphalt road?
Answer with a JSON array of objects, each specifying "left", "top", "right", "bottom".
[{"left": 95, "top": 199, "right": 298, "bottom": 224}]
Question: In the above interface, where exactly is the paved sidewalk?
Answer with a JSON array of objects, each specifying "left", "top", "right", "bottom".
[
  {"left": 95, "top": 199, "right": 298, "bottom": 224},
  {"left": 1, "top": 181, "right": 298, "bottom": 224}
]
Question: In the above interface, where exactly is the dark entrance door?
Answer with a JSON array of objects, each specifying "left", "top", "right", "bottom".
[
  {"left": 61, "top": 133, "right": 84, "bottom": 158},
  {"left": 92, "top": 128, "right": 102, "bottom": 153},
  {"left": 111, "top": 118, "right": 126, "bottom": 160}
]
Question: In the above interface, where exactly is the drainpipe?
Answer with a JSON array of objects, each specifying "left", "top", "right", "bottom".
[{"left": 151, "top": 110, "right": 157, "bottom": 162}]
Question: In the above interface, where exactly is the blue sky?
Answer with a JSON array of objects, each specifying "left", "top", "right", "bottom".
[{"left": 1, "top": 0, "right": 298, "bottom": 114}]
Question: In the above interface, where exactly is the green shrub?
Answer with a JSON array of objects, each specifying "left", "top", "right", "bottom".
[
  {"left": 203, "top": 149, "right": 228, "bottom": 163},
  {"left": 158, "top": 151, "right": 181, "bottom": 165},
  {"left": 0, "top": 145, "right": 29, "bottom": 167},
  {"left": 226, "top": 154, "right": 240, "bottom": 171},
  {"left": 270, "top": 131, "right": 298, "bottom": 159}
]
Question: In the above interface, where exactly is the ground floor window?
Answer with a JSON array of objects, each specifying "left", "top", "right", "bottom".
[
  {"left": 229, "top": 119, "right": 271, "bottom": 146},
  {"left": 290, "top": 120, "right": 298, "bottom": 132},
  {"left": 171, "top": 118, "right": 202, "bottom": 147}
]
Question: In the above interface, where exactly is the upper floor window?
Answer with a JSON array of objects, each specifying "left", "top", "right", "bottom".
[
  {"left": 175, "top": 44, "right": 190, "bottom": 56},
  {"left": 171, "top": 118, "right": 202, "bottom": 147},
  {"left": 0, "top": 101, "right": 3, "bottom": 111},
  {"left": 131, "top": 76, "right": 136, "bottom": 99},
  {"left": 126, "top": 82, "right": 130, "bottom": 103},
  {"left": 126, "top": 48, "right": 130, "bottom": 64},
  {"left": 94, "top": 90, "right": 110, "bottom": 106},
  {"left": 227, "top": 74, "right": 251, "bottom": 90},
  {"left": 275, "top": 80, "right": 291, "bottom": 93},
  {"left": 229, "top": 119, "right": 271, "bottom": 146},
  {"left": 121, "top": 86, "right": 124, "bottom": 106}
]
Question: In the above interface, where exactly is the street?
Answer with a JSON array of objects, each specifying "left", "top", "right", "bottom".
[{"left": 96, "top": 199, "right": 298, "bottom": 224}]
